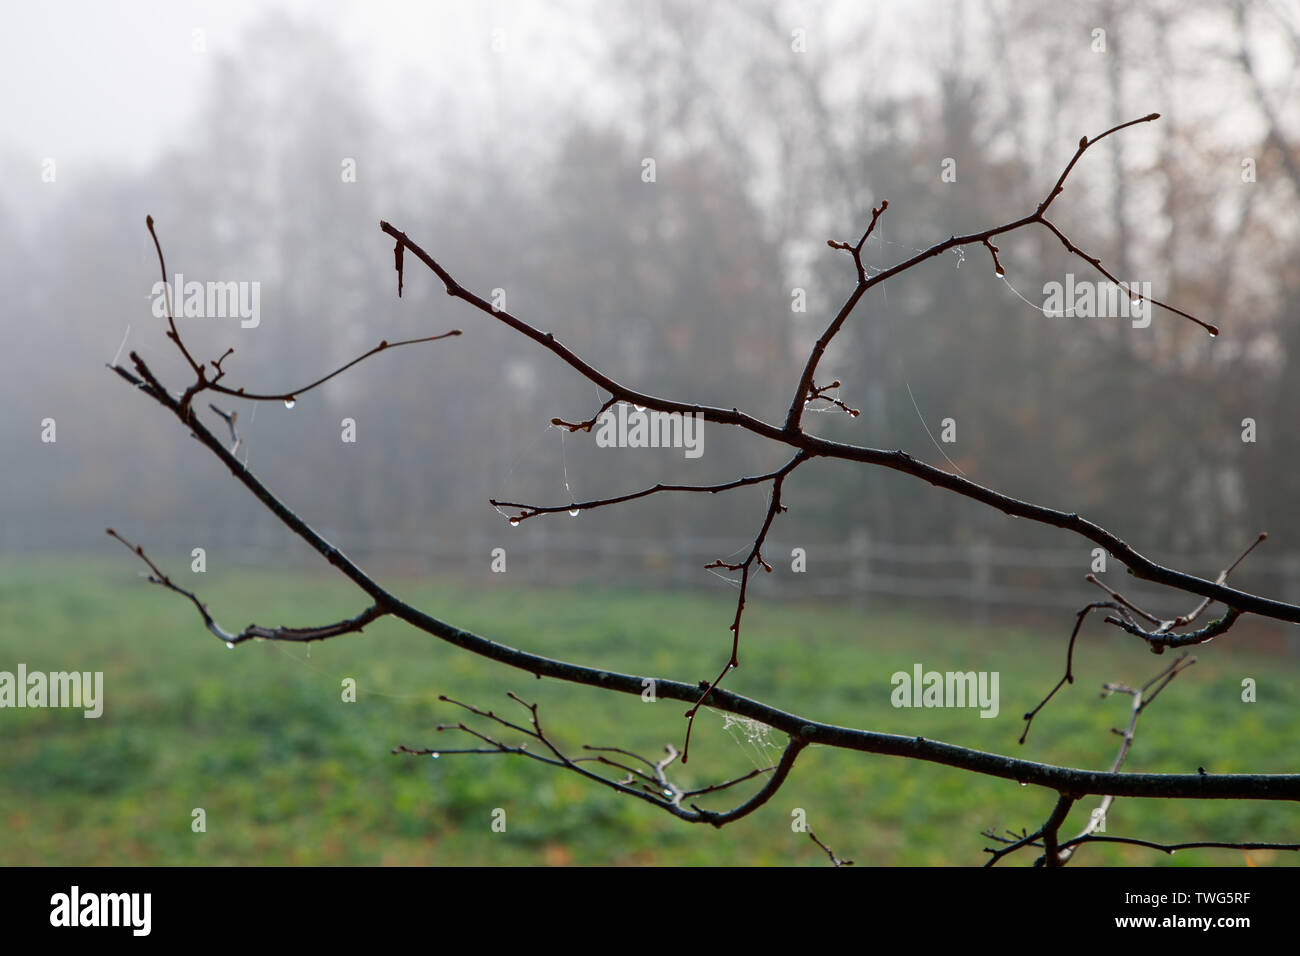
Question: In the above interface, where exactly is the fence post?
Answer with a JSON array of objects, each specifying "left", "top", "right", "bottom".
[
  {"left": 598, "top": 532, "right": 620, "bottom": 587},
  {"left": 971, "top": 539, "right": 991, "bottom": 630},
  {"left": 673, "top": 530, "right": 691, "bottom": 590},
  {"left": 532, "top": 521, "right": 549, "bottom": 584},
  {"left": 850, "top": 528, "right": 870, "bottom": 611}
]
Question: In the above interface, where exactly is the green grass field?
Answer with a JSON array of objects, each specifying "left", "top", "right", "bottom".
[{"left": 1, "top": 557, "right": 1296, "bottom": 865}]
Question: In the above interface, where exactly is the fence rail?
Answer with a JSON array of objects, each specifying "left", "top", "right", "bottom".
[{"left": 25, "top": 520, "right": 1300, "bottom": 634}]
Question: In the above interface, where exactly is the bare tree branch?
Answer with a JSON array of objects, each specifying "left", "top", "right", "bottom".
[
  {"left": 110, "top": 118, "right": 1300, "bottom": 866},
  {"left": 994, "top": 652, "right": 1296, "bottom": 865},
  {"left": 106, "top": 529, "right": 388, "bottom": 645},
  {"left": 808, "top": 828, "right": 855, "bottom": 867},
  {"left": 1024, "top": 534, "right": 1266, "bottom": 743},
  {"left": 379, "top": 116, "right": 1300, "bottom": 631},
  {"left": 395, "top": 693, "right": 803, "bottom": 827}
]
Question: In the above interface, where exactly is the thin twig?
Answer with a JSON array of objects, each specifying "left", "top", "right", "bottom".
[
  {"left": 808, "top": 828, "right": 855, "bottom": 867},
  {"left": 107, "top": 528, "right": 388, "bottom": 645}
]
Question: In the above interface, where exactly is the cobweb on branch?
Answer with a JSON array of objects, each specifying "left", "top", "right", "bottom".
[{"left": 720, "top": 711, "right": 781, "bottom": 771}]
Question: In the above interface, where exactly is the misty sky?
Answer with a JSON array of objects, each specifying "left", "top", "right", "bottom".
[
  {"left": 2, "top": 1, "right": 973, "bottom": 175},
  {"left": 3, "top": 1, "right": 637, "bottom": 171}
]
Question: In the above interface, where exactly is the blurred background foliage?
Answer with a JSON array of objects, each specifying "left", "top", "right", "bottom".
[{"left": 4, "top": 0, "right": 1297, "bottom": 565}]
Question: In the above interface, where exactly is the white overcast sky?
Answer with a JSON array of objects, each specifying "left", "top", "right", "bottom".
[
  {"left": 3, "top": 0, "right": 1292, "bottom": 186},
  {"left": 0, "top": 0, "right": 611, "bottom": 171}
]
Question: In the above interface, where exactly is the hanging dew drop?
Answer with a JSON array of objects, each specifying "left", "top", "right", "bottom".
[
  {"left": 225, "top": 642, "right": 235, "bottom": 649},
  {"left": 634, "top": 404, "right": 645, "bottom": 412},
  {"left": 431, "top": 752, "right": 440, "bottom": 759},
  {"left": 568, "top": 507, "right": 579, "bottom": 517},
  {"left": 509, "top": 518, "right": 520, "bottom": 527},
  {"left": 284, "top": 397, "right": 296, "bottom": 409}
]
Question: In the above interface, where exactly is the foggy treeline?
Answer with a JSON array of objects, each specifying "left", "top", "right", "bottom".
[{"left": 4, "top": 1, "right": 1298, "bottom": 601}]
